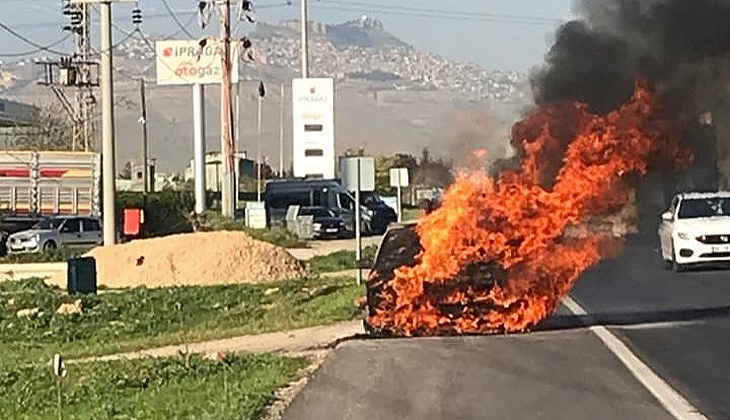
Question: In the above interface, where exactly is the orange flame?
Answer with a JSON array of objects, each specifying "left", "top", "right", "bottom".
[{"left": 367, "top": 84, "right": 692, "bottom": 336}]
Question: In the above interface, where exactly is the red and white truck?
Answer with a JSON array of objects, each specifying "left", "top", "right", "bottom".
[{"left": 0, "top": 151, "right": 100, "bottom": 251}]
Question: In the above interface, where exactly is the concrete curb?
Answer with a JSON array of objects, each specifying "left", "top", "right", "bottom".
[{"left": 75, "top": 320, "right": 364, "bottom": 363}]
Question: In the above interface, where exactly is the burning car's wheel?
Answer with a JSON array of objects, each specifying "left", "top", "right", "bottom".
[{"left": 43, "top": 241, "right": 57, "bottom": 251}]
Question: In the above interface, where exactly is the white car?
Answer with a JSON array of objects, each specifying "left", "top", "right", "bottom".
[{"left": 659, "top": 192, "right": 730, "bottom": 271}]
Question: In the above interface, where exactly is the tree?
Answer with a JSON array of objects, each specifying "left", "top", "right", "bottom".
[
  {"left": 413, "top": 147, "right": 453, "bottom": 188},
  {"left": 374, "top": 153, "right": 418, "bottom": 194},
  {"left": 118, "top": 161, "right": 133, "bottom": 180},
  {"left": 343, "top": 147, "right": 365, "bottom": 157},
  {"left": 373, "top": 148, "right": 453, "bottom": 195},
  {"left": 8, "top": 104, "right": 75, "bottom": 151}
]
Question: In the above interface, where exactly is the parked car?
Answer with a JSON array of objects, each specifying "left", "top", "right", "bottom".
[
  {"left": 265, "top": 179, "right": 374, "bottom": 234},
  {"left": 7, "top": 216, "right": 103, "bottom": 253},
  {"left": 658, "top": 192, "right": 730, "bottom": 271},
  {"left": 298, "top": 206, "right": 347, "bottom": 239},
  {"left": 357, "top": 191, "right": 398, "bottom": 234}
]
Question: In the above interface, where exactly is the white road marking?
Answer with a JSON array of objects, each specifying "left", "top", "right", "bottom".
[{"left": 563, "top": 296, "right": 709, "bottom": 420}]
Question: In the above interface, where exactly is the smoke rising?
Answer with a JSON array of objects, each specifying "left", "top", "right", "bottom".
[
  {"left": 535, "top": 0, "right": 730, "bottom": 118},
  {"left": 525, "top": 0, "right": 730, "bottom": 236}
]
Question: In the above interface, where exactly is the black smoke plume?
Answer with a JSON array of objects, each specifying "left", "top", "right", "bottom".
[
  {"left": 535, "top": 0, "right": 730, "bottom": 118},
  {"left": 525, "top": 0, "right": 730, "bottom": 236}
]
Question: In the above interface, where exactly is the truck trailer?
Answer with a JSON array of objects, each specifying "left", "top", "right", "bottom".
[{"left": 0, "top": 151, "right": 100, "bottom": 252}]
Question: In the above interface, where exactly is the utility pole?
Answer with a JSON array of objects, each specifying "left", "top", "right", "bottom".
[
  {"left": 235, "top": 81, "right": 241, "bottom": 196},
  {"left": 100, "top": 0, "right": 117, "bottom": 246},
  {"left": 219, "top": 0, "right": 236, "bottom": 217},
  {"left": 193, "top": 84, "right": 206, "bottom": 214},
  {"left": 301, "top": 0, "right": 309, "bottom": 78},
  {"left": 279, "top": 83, "right": 284, "bottom": 177},
  {"left": 52, "top": 1, "right": 96, "bottom": 152},
  {"left": 138, "top": 78, "right": 149, "bottom": 194},
  {"left": 80, "top": 2, "right": 93, "bottom": 152},
  {"left": 257, "top": 81, "right": 265, "bottom": 202}
]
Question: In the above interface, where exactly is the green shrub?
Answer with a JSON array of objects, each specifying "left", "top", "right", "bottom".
[
  {"left": 116, "top": 189, "right": 195, "bottom": 237},
  {"left": 308, "top": 245, "right": 378, "bottom": 273},
  {"left": 0, "top": 353, "right": 305, "bottom": 420},
  {"left": 0, "top": 247, "right": 88, "bottom": 264},
  {"left": 204, "top": 212, "right": 307, "bottom": 248},
  {"left": 0, "top": 276, "right": 363, "bottom": 364}
]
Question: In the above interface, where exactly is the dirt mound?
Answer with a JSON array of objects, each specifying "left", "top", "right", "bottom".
[{"left": 68, "top": 231, "right": 306, "bottom": 289}]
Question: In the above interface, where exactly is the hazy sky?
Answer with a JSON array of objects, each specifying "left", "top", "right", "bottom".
[{"left": 0, "top": 0, "right": 575, "bottom": 70}]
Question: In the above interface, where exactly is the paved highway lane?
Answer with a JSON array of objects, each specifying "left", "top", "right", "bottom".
[
  {"left": 280, "top": 243, "right": 725, "bottom": 420},
  {"left": 282, "top": 331, "right": 675, "bottom": 420},
  {"left": 571, "top": 244, "right": 730, "bottom": 420}
]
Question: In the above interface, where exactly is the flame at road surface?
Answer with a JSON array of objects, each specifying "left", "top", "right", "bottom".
[{"left": 367, "top": 84, "right": 692, "bottom": 336}]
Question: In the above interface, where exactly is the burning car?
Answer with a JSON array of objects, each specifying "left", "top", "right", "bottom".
[{"left": 361, "top": 84, "right": 692, "bottom": 338}]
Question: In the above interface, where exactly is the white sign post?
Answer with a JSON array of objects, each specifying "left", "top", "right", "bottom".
[
  {"left": 155, "top": 40, "right": 239, "bottom": 215},
  {"left": 341, "top": 157, "right": 375, "bottom": 285},
  {"left": 292, "top": 78, "right": 335, "bottom": 179},
  {"left": 389, "top": 167, "right": 409, "bottom": 223}
]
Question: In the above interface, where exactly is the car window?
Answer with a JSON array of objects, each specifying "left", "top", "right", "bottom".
[
  {"left": 338, "top": 193, "right": 355, "bottom": 211},
  {"left": 60, "top": 218, "right": 81, "bottom": 233},
  {"left": 678, "top": 198, "right": 730, "bottom": 219},
  {"left": 312, "top": 189, "right": 328, "bottom": 207},
  {"left": 312, "top": 208, "right": 334, "bottom": 218},
  {"left": 82, "top": 218, "right": 101, "bottom": 232},
  {"left": 268, "top": 192, "right": 311, "bottom": 209},
  {"left": 361, "top": 192, "right": 384, "bottom": 205},
  {"left": 34, "top": 218, "right": 64, "bottom": 230}
]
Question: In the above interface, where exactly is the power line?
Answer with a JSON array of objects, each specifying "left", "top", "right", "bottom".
[
  {"left": 0, "top": 33, "right": 71, "bottom": 58},
  {"left": 312, "top": 3, "right": 562, "bottom": 26},
  {"left": 317, "top": 1, "right": 562, "bottom": 24},
  {"left": 5, "top": 2, "right": 294, "bottom": 30},
  {"left": 0, "top": 21, "right": 68, "bottom": 56},
  {"left": 161, "top": 0, "right": 194, "bottom": 38},
  {"left": 165, "top": 11, "right": 198, "bottom": 39}
]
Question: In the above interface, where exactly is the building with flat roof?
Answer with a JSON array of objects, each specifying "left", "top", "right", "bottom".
[{"left": 0, "top": 97, "right": 38, "bottom": 127}]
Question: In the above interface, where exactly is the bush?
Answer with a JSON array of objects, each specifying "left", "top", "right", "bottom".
[
  {"left": 115, "top": 193, "right": 307, "bottom": 248},
  {"left": 308, "top": 245, "right": 378, "bottom": 273},
  {"left": 117, "top": 190, "right": 195, "bottom": 237},
  {"left": 204, "top": 212, "right": 307, "bottom": 248},
  {"left": 0, "top": 247, "right": 88, "bottom": 264}
]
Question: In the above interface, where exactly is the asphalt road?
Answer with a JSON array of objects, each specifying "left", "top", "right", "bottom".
[
  {"left": 281, "top": 244, "right": 730, "bottom": 420},
  {"left": 571, "top": 244, "right": 730, "bottom": 420}
]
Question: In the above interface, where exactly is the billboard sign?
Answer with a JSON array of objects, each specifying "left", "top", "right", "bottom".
[
  {"left": 155, "top": 40, "right": 239, "bottom": 86},
  {"left": 292, "top": 78, "right": 335, "bottom": 179}
]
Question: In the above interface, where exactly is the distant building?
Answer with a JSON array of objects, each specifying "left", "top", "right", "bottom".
[
  {"left": 0, "top": 97, "right": 38, "bottom": 127},
  {"left": 116, "top": 163, "right": 176, "bottom": 192},
  {"left": 184, "top": 152, "right": 255, "bottom": 193},
  {"left": 278, "top": 20, "right": 327, "bottom": 35}
]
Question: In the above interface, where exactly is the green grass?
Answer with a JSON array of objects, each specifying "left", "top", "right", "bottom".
[
  {"left": 402, "top": 207, "right": 421, "bottom": 222},
  {"left": 308, "top": 245, "right": 378, "bottom": 273},
  {"left": 0, "top": 276, "right": 363, "bottom": 366},
  {"left": 0, "top": 247, "right": 89, "bottom": 264},
  {"left": 204, "top": 212, "right": 308, "bottom": 248},
  {"left": 0, "top": 353, "right": 306, "bottom": 420}
]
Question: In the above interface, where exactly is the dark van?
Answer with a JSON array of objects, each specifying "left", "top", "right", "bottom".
[{"left": 264, "top": 179, "right": 396, "bottom": 234}]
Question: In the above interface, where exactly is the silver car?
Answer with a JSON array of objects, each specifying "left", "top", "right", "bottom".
[{"left": 7, "top": 216, "right": 103, "bottom": 253}]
